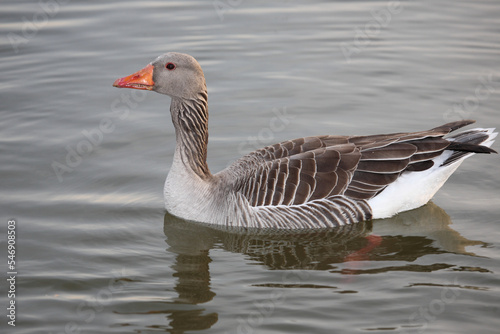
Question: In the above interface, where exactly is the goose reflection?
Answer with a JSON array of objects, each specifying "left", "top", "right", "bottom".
[
  {"left": 161, "top": 202, "right": 484, "bottom": 332},
  {"left": 161, "top": 219, "right": 218, "bottom": 333}
]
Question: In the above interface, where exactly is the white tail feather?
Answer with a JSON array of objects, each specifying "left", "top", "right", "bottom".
[{"left": 368, "top": 127, "right": 497, "bottom": 219}]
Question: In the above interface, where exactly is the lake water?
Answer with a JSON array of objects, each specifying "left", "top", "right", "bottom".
[{"left": 1, "top": 0, "right": 500, "bottom": 333}]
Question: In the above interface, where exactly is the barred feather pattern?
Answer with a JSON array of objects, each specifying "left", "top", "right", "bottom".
[
  {"left": 218, "top": 120, "right": 496, "bottom": 228},
  {"left": 170, "top": 94, "right": 210, "bottom": 179},
  {"left": 229, "top": 120, "right": 472, "bottom": 203},
  {"left": 250, "top": 196, "right": 372, "bottom": 229}
]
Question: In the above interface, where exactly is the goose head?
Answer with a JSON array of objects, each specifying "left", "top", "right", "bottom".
[{"left": 113, "top": 52, "right": 207, "bottom": 101}]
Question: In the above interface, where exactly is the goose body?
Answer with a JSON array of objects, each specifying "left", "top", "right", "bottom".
[{"left": 113, "top": 52, "right": 497, "bottom": 229}]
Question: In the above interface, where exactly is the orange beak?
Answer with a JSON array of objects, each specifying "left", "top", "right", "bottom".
[{"left": 112, "top": 64, "right": 154, "bottom": 90}]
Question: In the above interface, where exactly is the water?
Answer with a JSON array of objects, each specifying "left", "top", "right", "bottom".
[{"left": 1, "top": 0, "right": 500, "bottom": 333}]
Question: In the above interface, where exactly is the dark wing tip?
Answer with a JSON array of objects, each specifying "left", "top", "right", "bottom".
[
  {"left": 447, "top": 142, "right": 497, "bottom": 154},
  {"left": 488, "top": 147, "right": 498, "bottom": 154}
]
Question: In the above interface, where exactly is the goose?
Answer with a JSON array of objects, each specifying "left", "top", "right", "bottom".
[{"left": 113, "top": 52, "right": 497, "bottom": 229}]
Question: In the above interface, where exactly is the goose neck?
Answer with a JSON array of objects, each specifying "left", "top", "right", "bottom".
[{"left": 170, "top": 96, "right": 211, "bottom": 180}]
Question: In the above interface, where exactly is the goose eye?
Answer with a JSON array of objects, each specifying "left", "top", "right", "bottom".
[{"left": 166, "top": 63, "right": 176, "bottom": 70}]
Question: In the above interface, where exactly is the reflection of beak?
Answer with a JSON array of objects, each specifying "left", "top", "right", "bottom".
[{"left": 112, "top": 64, "right": 154, "bottom": 90}]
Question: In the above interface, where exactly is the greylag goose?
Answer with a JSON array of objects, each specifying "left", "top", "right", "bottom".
[{"left": 113, "top": 52, "right": 497, "bottom": 229}]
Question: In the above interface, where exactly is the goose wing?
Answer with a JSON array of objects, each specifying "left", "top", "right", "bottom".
[{"left": 226, "top": 120, "right": 478, "bottom": 208}]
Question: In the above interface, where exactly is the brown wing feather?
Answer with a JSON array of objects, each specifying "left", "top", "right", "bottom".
[
  {"left": 241, "top": 139, "right": 361, "bottom": 207},
  {"left": 343, "top": 120, "right": 475, "bottom": 200},
  {"left": 230, "top": 120, "right": 477, "bottom": 207}
]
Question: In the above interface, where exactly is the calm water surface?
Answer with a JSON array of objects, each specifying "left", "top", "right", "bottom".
[{"left": 1, "top": 0, "right": 500, "bottom": 333}]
